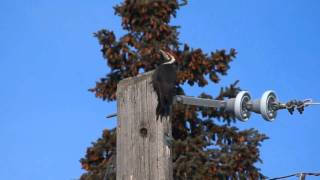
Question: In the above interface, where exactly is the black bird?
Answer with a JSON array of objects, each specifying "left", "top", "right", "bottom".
[{"left": 152, "top": 50, "right": 177, "bottom": 119}]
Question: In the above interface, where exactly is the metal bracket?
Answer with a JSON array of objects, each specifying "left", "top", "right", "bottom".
[{"left": 174, "top": 95, "right": 227, "bottom": 108}]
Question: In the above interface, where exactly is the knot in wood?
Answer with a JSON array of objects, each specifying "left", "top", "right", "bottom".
[{"left": 139, "top": 127, "right": 148, "bottom": 138}]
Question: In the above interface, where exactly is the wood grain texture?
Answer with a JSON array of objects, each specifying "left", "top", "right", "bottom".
[{"left": 116, "top": 71, "right": 173, "bottom": 180}]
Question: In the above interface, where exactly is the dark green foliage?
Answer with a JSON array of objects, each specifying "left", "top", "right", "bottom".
[
  {"left": 81, "top": 0, "right": 268, "bottom": 179},
  {"left": 81, "top": 129, "right": 116, "bottom": 180}
]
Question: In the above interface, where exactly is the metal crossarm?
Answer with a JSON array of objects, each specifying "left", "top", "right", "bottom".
[{"left": 174, "top": 95, "right": 227, "bottom": 108}]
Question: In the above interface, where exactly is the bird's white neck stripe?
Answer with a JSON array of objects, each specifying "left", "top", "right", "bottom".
[{"left": 163, "top": 54, "right": 175, "bottom": 64}]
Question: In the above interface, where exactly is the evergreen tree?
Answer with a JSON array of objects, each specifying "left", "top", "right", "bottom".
[{"left": 80, "top": 0, "right": 268, "bottom": 179}]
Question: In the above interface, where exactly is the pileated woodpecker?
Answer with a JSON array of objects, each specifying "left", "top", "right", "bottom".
[{"left": 152, "top": 50, "right": 177, "bottom": 119}]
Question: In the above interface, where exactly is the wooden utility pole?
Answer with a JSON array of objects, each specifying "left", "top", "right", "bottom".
[{"left": 116, "top": 71, "right": 173, "bottom": 180}]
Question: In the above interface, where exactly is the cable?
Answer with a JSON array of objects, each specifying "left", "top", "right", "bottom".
[
  {"left": 269, "top": 172, "right": 320, "bottom": 180},
  {"left": 269, "top": 173, "right": 296, "bottom": 180}
]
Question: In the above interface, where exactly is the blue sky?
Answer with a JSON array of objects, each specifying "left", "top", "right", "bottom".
[{"left": 0, "top": 0, "right": 319, "bottom": 179}]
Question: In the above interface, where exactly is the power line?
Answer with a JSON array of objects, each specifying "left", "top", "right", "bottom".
[{"left": 269, "top": 172, "right": 320, "bottom": 180}]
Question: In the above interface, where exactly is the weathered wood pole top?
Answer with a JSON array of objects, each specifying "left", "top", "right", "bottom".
[{"left": 116, "top": 71, "right": 173, "bottom": 180}]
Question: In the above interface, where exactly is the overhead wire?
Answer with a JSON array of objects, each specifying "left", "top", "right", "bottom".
[{"left": 269, "top": 172, "right": 320, "bottom": 180}]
